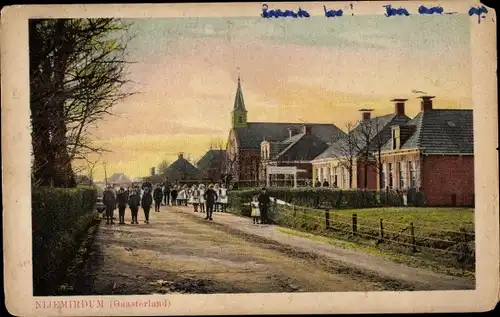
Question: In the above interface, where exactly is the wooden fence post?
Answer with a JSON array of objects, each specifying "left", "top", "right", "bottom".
[
  {"left": 325, "top": 211, "right": 330, "bottom": 230},
  {"left": 410, "top": 222, "right": 416, "bottom": 252},
  {"left": 352, "top": 213, "right": 357, "bottom": 236},
  {"left": 379, "top": 219, "right": 384, "bottom": 240}
]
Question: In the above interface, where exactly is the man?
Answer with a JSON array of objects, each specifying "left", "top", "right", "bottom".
[
  {"left": 163, "top": 180, "right": 171, "bottom": 206},
  {"left": 116, "top": 186, "right": 128, "bottom": 225},
  {"left": 141, "top": 187, "right": 153, "bottom": 224},
  {"left": 171, "top": 186, "right": 178, "bottom": 206},
  {"left": 314, "top": 178, "right": 321, "bottom": 188},
  {"left": 322, "top": 179, "right": 329, "bottom": 187},
  {"left": 258, "top": 187, "right": 271, "bottom": 224},
  {"left": 203, "top": 184, "right": 218, "bottom": 221},
  {"left": 102, "top": 185, "right": 117, "bottom": 225},
  {"left": 142, "top": 179, "right": 153, "bottom": 192},
  {"left": 128, "top": 188, "right": 141, "bottom": 225},
  {"left": 153, "top": 184, "right": 163, "bottom": 212}
]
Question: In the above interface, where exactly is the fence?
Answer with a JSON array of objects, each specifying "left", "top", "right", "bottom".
[{"left": 230, "top": 199, "right": 475, "bottom": 269}]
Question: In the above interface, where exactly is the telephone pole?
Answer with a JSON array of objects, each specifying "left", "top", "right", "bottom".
[{"left": 103, "top": 161, "right": 108, "bottom": 186}]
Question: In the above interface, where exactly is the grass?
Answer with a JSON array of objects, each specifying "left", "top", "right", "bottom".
[{"left": 275, "top": 226, "right": 475, "bottom": 279}]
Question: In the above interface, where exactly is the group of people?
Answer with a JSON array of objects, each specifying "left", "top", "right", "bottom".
[
  {"left": 250, "top": 187, "right": 271, "bottom": 224},
  {"left": 102, "top": 183, "right": 155, "bottom": 225}
]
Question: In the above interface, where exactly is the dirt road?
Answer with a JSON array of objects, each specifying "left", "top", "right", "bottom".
[{"left": 77, "top": 205, "right": 402, "bottom": 295}]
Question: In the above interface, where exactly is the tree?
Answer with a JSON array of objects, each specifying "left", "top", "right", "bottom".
[
  {"left": 353, "top": 116, "right": 383, "bottom": 189},
  {"left": 331, "top": 121, "right": 358, "bottom": 188},
  {"left": 158, "top": 159, "right": 171, "bottom": 176},
  {"left": 30, "top": 18, "right": 135, "bottom": 187}
]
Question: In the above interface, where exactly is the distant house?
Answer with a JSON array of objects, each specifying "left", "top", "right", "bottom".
[
  {"left": 106, "top": 172, "right": 134, "bottom": 187},
  {"left": 312, "top": 99, "right": 411, "bottom": 189},
  {"left": 197, "top": 149, "right": 226, "bottom": 182},
  {"left": 164, "top": 153, "right": 200, "bottom": 181},
  {"left": 260, "top": 125, "right": 330, "bottom": 184},
  {"left": 226, "top": 76, "right": 346, "bottom": 184},
  {"left": 379, "top": 96, "right": 474, "bottom": 206},
  {"left": 75, "top": 175, "right": 93, "bottom": 186}
]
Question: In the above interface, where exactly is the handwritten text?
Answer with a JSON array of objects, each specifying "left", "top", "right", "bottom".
[
  {"left": 384, "top": 5, "right": 410, "bottom": 17},
  {"left": 261, "top": 4, "right": 310, "bottom": 18},
  {"left": 324, "top": 6, "right": 343, "bottom": 18},
  {"left": 418, "top": 5, "right": 444, "bottom": 15},
  {"left": 468, "top": 5, "right": 488, "bottom": 24}
]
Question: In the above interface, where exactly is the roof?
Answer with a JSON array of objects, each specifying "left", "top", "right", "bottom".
[
  {"left": 107, "top": 173, "right": 133, "bottom": 184},
  {"left": 234, "top": 122, "right": 346, "bottom": 150},
  {"left": 165, "top": 157, "right": 200, "bottom": 179},
  {"left": 381, "top": 109, "right": 473, "bottom": 154},
  {"left": 233, "top": 77, "right": 246, "bottom": 112},
  {"left": 197, "top": 149, "right": 226, "bottom": 170},
  {"left": 274, "top": 132, "right": 329, "bottom": 161},
  {"left": 312, "top": 113, "right": 411, "bottom": 161}
]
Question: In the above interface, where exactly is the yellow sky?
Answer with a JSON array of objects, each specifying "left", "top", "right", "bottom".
[{"left": 74, "top": 15, "right": 472, "bottom": 181}]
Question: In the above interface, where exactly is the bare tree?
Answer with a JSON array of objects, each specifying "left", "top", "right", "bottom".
[
  {"left": 331, "top": 121, "right": 358, "bottom": 188},
  {"left": 30, "top": 18, "right": 136, "bottom": 187},
  {"left": 158, "top": 159, "right": 171, "bottom": 176},
  {"left": 353, "top": 117, "right": 383, "bottom": 189}
]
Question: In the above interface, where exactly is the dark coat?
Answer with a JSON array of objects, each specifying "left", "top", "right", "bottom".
[
  {"left": 171, "top": 189, "right": 178, "bottom": 198},
  {"left": 204, "top": 189, "right": 218, "bottom": 204},
  {"left": 141, "top": 192, "right": 153, "bottom": 208},
  {"left": 103, "top": 189, "right": 116, "bottom": 209},
  {"left": 117, "top": 190, "right": 128, "bottom": 208},
  {"left": 129, "top": 193, "right": 141, "bottom": 209},
  {"left": 258, "top": 192, "right": 270, "bottom": 207},
  {"left": 153, "top": 188, "right": 163, "bottom": 201}
]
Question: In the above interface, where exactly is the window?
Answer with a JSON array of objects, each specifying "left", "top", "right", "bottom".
[
  {"left": 398, "top": 161, "right": 405, "bottom": 189},
  {"left": 238, "top": 116, "right": 242, "bottom": 123},
  {"left": 342, "top": 168, "right": 347, "bottom": 188},
  {"left": 388, "top": 163, "right": 393, "bottom": 189},
  {"left": 409, "top": 161, "right": 417, "bottom": 188},
  {"left": 381, "top": 164, "right": 386, "bottom": 189},
  {"left": 392, "top": 130, "right": 396, "bottom": 150}
]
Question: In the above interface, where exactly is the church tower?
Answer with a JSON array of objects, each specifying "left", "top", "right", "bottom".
[{"left": 231, "top": 76, "right": 248, "bottom": 128}]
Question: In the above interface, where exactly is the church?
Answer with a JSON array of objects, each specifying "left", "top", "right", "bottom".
[{"left": 226, "top": 77, "right": 346, "bottom": 185}]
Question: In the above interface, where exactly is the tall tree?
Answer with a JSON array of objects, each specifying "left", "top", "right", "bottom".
[
  {"left": 29, "top": 19, "right": 135, "bottom": 187},
  {"left": 353, "top": 117, "right": 383, "bottom": 189},
  {"left": 331, "top": 121, "right": 358, "bottom": 188}
]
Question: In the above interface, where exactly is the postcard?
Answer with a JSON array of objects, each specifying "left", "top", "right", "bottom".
[{"left": 1, "top": 1, "right": 499, "bottom": 315}]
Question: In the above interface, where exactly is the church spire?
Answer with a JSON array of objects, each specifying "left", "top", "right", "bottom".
[{"left": 231, "top": 70, "right": 248, "bottom": 128}]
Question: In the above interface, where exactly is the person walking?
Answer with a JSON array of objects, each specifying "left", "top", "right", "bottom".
[
  {"left": 171, "top": 186, "right": 178, "bottom": 206},
  {"left": 258, "top": 187, "right": 271, "bottom": 224},
  {"left": 203, "top": 184, "right": 218, "bottom": 221},
  {"left": 219, "top": 183, "right": 228, "bottom": 212},
  {"left": 190, "top": 184, "right": 201, "bottom": 212},
  {"left": 103, "top": 185, "right": 117, "bottom": 225},
  {"left": 251, "top": 195, "right": 261, "bottom": 224},
  {"left": 141, "top": 187, "right": 153, "bottom": 224},
  {"left": 163, "top": 180, "right": 170, "bottom": 206},
  {"left": 116, "top": 186, "right": 128, "bottom": 225},
  {"left": 128, "top": 188, "right": 141, "bottom": 224},
  {"left": 153, "top": 184, "right": 163, "bottom": 212},
  {"left": 198, "top": 184, "right": 206, "bottom": 213}
]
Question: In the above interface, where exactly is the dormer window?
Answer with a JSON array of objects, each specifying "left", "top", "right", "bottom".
[{"left": 238, "top": 116, "right": 243, "bottom": 124}]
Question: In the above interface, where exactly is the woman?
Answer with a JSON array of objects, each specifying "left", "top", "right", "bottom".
[
  {"left": 214, "top": 183, "right": 221, "bottom": 212},
  {"left": 153, "top": 184, "right": 163, "bottom": 212},
  {"left": 198, "top": 184, "right": 206, "bottom": 213},
  {"left": 177, "top": 186, "right": 186, "bottom": 206},
  {"left": 190, "top": 184, "right": 201, "bottom": 212},
  {"left": 141, "top": 187, "right": 153, "bottom": 224},
  {"left": 219, "top": 183, "right": 228, "bottom": 212}
]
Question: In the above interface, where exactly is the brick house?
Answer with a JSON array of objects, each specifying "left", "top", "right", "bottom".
[
  {"left": 378, "top": 96, "right": 474, "bottom": 206},
  {"left": 260, "top": 125, "right": 330, "bottom": 185},
  {"left": 226, "top": 77, "right": 345, "bottom": 184},
  {"left": 311, "top": 99, "right": 411, "bottom": 189},
  {"left": 197, "top": 149, "right": 226, "bottom": 183}
]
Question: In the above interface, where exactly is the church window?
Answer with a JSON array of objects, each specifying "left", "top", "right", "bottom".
[{"left": 238, "top": 116, "right": 242, "bottom": 124}]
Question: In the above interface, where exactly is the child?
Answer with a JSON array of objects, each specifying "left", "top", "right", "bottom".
[
  {"left": 199, "top": 184, "right": 206, "bottom": 213},
  {"left": 251, "top": 195, "right": 261, "bottom": 224}
]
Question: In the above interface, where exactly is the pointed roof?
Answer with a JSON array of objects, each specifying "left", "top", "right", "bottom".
[
  {"left": 164, "top": 154, "right": 200, "bottom": 180},
  {"left": 233, "top": 76, "right": 246, "bottom": 112},
  {"left": 197, "top": 149, "right": 226, "bottom": 170}
]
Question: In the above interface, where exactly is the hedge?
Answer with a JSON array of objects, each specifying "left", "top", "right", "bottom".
[
  {"left": 32, "top": 186, "right": 97, "bottom": 295},
  {"left": 227, "top": 187, "right": 423, "bottom": 212}
]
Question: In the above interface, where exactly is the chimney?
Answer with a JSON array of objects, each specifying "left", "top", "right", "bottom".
[
  {"left": 359, "top": 108, "right": 373, "bottom": 121},
  {"left": 302, "top": 125, "right": 312, "bottom": 134},
  {"left": 420, "top": 96, "right": 435, "bottom": 112},
  {"left": 178, "top": 152, "right": 184, "bottom": 159},
  {"left": 391, "top": 98, "right": 407, "bottom": 116}
]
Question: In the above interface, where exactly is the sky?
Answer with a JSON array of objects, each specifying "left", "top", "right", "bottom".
[{"left": 76, "top": 13, "right": 472, "bottom": 181}]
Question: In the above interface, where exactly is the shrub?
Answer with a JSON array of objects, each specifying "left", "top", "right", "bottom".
[
  {"left": 228, "top": 187, "right": 406, "bottom": 211},
  {"left": 32, "top": 186, "right": 97, "bottom": 295}
]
